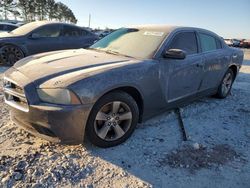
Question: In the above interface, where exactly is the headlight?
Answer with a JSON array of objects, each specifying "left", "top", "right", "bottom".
[{"left": 37, "top": 88, "right": 81, "bottom": 105}]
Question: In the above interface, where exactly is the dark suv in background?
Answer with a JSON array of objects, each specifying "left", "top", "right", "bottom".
[{"left": 0, "top": 21, "right": 99, "bottom": 65}]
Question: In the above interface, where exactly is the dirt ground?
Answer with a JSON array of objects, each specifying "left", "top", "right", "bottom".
[{"left": 0, "top": 49, "right": 249, "bottom": 188}]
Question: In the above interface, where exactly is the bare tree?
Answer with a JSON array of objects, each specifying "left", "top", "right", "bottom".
[{"left": 0, "top": 0, "right": 17, "bottom": 20}]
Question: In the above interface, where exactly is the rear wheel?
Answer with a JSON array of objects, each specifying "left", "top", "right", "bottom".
[
  {"left": 86, "top": 91, "right": 139, "bottom": 148},
  {"left": 215, "top": 69, "right": 235, "bottom": 98},
  {"left": 0, "top": 45, "right": 24, "bottom": 66}
]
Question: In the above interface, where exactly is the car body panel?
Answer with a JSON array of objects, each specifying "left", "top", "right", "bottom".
[
  {"left": 199, "top": 49, "right": 228, "bottom": 90},
  {"left": 159, "top": 54, "right": 204, "bottom": 102},
  {"left": 9, "top": 102, "right": 92, "bottom": 144}
]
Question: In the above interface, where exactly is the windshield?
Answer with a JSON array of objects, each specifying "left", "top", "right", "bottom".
[
  {"left": 90, "top": 28, "right": 169, "bottom": 59},
  {"left": 9, "top": 22, "right": 46, "bottom": 35}
]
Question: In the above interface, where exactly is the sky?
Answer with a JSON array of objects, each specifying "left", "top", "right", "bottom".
[{"left": 58, "top": 0, "right": 250, "bottom": 39}]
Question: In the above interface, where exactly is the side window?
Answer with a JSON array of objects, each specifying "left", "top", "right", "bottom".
[
  {"left": 63, "top": 25, "right": 82, "bottom": 37},
  {"left": 199, "top": 33, "right": 217, "bottom": 52},
  {"left": 168, "top": 32, "right": 198, "bottom": 55},
  {"left": 6, "top": 25, "right": 17, "bottom": 31},
  {"left": 33, "top": 25, "right": 61, "bottom": 38},
  {"left": 0, "top": 25, "right": 4, "bottom": 30}
]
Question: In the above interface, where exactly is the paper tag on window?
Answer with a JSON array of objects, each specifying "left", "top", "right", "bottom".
[{"left": 144, "top": 31, "right": 164, "bottom": 36}]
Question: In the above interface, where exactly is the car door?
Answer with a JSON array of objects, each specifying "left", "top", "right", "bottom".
[
  {"left": 198, "top": 33, "right": 229, "bottom": 91},
  {"left": 25, "top": 24, "right": 63, "bottom": 55},
  {"left": 61, "top": 25, "right": 95, "bottom": 49},
  {"left": 159, "top": 31, "right": 204, "bottom": 103}
]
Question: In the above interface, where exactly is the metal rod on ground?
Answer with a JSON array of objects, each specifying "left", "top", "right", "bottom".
[{"left": 174, "top": 108, "right": 188, "bottom": 141}]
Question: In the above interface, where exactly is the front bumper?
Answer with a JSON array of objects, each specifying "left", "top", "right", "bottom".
[
  {"left": 3, "top": 67, "right": 94, "bottom": 144},
  {"left": 9, "top": 103, "right": 92, "bottom": 144}
]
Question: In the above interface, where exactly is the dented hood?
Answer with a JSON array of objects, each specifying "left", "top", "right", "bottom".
[{"left": 13, "top": 49, "right": 133, "bottom": 87}]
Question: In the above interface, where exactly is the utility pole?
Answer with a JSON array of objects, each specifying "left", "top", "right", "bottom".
[{"left": 88, "top": 14, "right": 91, "bottom": 28}]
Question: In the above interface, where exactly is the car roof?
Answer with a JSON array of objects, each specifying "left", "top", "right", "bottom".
[
  {"left": 27, "top": 20, "right": 80, "bottom": 28},
  {"left": 127, "top": 24, "right": 220, "bottom": 38},
  {"left": 128, "top": 24, "right": 179, "bottom": 32}
]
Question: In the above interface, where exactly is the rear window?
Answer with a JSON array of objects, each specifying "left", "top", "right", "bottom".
[
  {"left": 82, "top": 29, "right": 90, "bottom": 36},
  {"left": 62, "top": 25, "right": 83, "bottom": 37},
  {"left": 199, "top": 33, "right": 218, "bottom": 52},
  {"left": 168, "top": 32, "right": 198, "bottom": 55}
]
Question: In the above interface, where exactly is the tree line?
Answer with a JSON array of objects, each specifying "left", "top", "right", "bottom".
[{"left": 0, "top": 0, "right": 77, "bottom": 23}]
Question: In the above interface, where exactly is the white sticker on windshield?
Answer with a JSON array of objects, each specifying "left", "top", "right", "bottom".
[{"left": 144, "top": 31, "right": 164, "bottom": 36}]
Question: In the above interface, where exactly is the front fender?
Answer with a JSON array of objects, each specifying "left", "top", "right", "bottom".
[
  {"left": 69, "top": 60, "right": 166, "bottom": 120},
  {"left": 70, "top": 63, "right": 151, "bottom": 104}
]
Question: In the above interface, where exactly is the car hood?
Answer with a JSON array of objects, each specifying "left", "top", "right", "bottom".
[
  {"left": 13, "top": 49, "right": 135, "bottom": 87},
  {"left": 0, "top": 32, "right": 21, "bottom": 38}
]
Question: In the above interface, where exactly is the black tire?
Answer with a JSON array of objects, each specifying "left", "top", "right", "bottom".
[
  {"left": 0, "top": 45, "right": 24, "bottom": 66},
  {"left": 215, "top": 69, "right": 235, "bottom": 99},
  {"left": 86, "top": 91, "right": 139, "bottom": 148}
]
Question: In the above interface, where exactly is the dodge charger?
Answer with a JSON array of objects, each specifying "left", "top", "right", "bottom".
[{"left": 3, "top": 25, "right": 244, "bottom": 147}]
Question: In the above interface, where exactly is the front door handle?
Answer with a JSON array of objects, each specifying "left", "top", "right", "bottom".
[{"left": 232, "top": 54, "right": 238, "bottom": 59}]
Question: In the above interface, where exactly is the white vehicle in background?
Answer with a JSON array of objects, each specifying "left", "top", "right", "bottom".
[
  {"left": 231, "top": 39, "right": 241, "bottom": 47},
  {"left": 224, "top": 39, "right": 233, "bottom": 46}
]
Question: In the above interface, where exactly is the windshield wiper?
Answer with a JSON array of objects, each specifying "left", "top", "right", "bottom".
[
  {"left": 88, "top": 48, "right": 133, "bottom": 58},
  {"left": 105, "top": 50, "right": 133, "bottom": 58},
  {"left": 88, "top": 48, "right": 102, "bottom": 52}
]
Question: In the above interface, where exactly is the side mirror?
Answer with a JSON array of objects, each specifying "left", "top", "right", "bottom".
[
  {"left": 164, "top": 49, "right": 186, "bottom": 59},
  {"left": 30, "top": 33, "right": 40, "bottom": 39}
]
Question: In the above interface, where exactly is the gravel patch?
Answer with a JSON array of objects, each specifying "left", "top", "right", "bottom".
[{"left": 160, "top": 144, "right": 246, "bottom": 173}]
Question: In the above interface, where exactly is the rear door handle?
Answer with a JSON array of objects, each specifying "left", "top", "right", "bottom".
[{"left": 196, "top": 63, "right": 204, "bottom": 68}]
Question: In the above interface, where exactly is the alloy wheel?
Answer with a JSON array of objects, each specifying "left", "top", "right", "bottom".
[
  {"left": 94, "top": 101, "right": 133, "bottom": 141},
  {"left": 0, "top": 45, "right": 24, "bottom": 65},
  {"left": 221, "top": 72, "right": 233, "bottom": 96}
]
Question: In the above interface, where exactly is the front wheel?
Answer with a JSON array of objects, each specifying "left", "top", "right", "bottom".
[
  {"left": 0, "top": 45, "right": 24, "bottom": 66},
  {"left": 215, "top": 69, "right": 235, "bottom": 99},
  {"left": 86, "top": 91, "right": 139, "bottom": 148}
]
